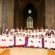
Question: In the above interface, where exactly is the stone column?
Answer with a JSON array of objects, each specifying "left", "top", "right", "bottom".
[
  {"left": 45, "top": 0, "right": 55, "bottom": 28},
  {"left": 0, "top": 0, "right": 2, "bottom": 34},
  {"left": 54, "top": 0, "right": 55, "bottom": 28},
  {"left": 2, "top": 0, "right": 8, "bottom": 31},
  {"left": 2, "top": 0, "right": 14, "bottom": 30},
  {"left": 7, "top": 0, "right": 14, "bottom": 29}
]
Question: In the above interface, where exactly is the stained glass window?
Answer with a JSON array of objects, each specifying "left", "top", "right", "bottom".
[{"left": 27, "top": 16, "right": 33, "bottom": 28}]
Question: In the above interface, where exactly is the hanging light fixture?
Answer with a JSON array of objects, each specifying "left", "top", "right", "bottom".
[{"left": 28, "top": 9, "right": 32, "bottom": 14}]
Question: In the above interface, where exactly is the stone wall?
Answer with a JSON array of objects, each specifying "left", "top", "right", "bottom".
[
  {"left": 2, "top": 0, "right": 14, "bottom": 29},
  {"left": 0, "top": 0, "right": 2, "bottom": 34},
  {"left": 0, "top": 0, "right": 55, "bottom": 32},
  {"left": 45, "top": 0, "right": 55, "bottom": 28},
  {"left": 54, "top": 0, "right": 55, "bottom": 28}
]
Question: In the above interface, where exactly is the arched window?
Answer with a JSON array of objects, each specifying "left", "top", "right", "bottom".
[{"left": 27, "top": 16, "right": 33, "bottom": 28}]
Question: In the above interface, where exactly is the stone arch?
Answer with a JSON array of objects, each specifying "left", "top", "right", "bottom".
[
  {"left": 14, "top": 0, "right": 45, "bottom": 29},
  {"left": 22, "top": 3, "right": 37, "bottom": 28}
]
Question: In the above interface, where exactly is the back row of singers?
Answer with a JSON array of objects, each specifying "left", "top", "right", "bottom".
[{"left": 2, "top": 27, "right": 55, "bottom": 37}]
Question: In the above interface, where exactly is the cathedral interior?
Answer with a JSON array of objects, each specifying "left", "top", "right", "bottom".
[
  {"left": 0, "top": 0, "right": 55, "bottom": 55},
  {"left": 0, "top": 0, "right": 55, "bottom": 33}
]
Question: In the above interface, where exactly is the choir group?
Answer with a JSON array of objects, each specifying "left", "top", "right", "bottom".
[{"left": 0, "top": 27, "right": 55, "bottom": 49}]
